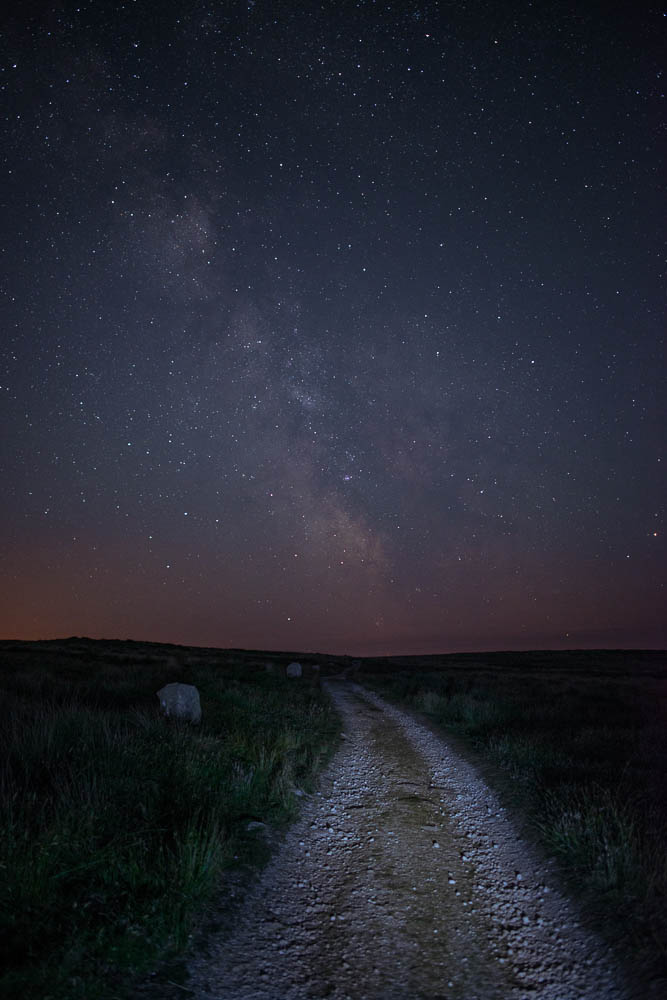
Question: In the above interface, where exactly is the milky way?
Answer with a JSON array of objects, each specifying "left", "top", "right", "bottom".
[{"left": 1, "top": 2, "right": 664, "bottom": 654}]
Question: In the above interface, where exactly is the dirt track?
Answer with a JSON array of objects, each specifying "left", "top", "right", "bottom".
[{"left": 152, "top": 682, "right": 630, "bottom": 999}]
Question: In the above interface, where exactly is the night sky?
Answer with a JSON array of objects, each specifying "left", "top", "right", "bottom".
[{"left": 1, "top": 1, "right": 664, "bottom": 655}]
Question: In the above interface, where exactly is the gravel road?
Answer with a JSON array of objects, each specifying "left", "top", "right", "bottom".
[{"left": 160, "top": 681, "right": 631, "bottom": 1000}]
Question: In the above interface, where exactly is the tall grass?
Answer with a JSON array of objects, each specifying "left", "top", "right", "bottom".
[
  {"left": 363, "top": 651, "right": 667, "bottom": 981},
  {"left": 0, "top": 642, "right": 340, "bottom": 999}
]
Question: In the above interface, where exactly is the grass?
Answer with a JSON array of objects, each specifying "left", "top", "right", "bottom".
[
  {"left": 3, "top": 641, "right": 664, "bottom": 994},
  {"left": 0, "top": 639, "right": 340, "bottom": 1000},
  {"left": 361, "top": 649, "right": 667, "bottom": 985}
]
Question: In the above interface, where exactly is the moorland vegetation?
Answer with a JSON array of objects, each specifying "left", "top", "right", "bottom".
[
  {"left": 1, "top": 641, "right": 664, "bottom": 998},
  {"left": 0, "top": 638, "right": 340, "bottom": 1000}
]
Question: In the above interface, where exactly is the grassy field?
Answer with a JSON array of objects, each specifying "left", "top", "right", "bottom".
[
  {"left": 0, "top": 638, "right": 341, "bottom": 1000},
  {"left": 361, "top": 649, "right": 667, "bottom": 986},
  {"left": 3, "top": 641, "right": 665, "bottom": 997}
]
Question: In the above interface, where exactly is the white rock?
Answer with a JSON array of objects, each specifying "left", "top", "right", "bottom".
[{"left": 156, "top": 682, "right": 201, "bottom": 723}]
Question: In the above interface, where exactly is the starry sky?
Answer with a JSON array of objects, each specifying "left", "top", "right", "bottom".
[{"left": 1, "top": 1, "right": 664, "bottom": 656}]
